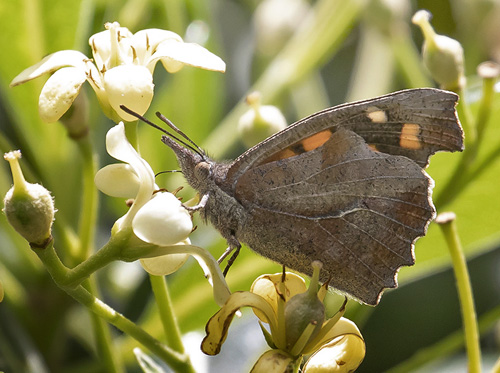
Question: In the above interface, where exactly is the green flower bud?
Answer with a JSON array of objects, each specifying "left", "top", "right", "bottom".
[
  {"left": 284, "top": 261, "right": 325, "bottom": 352},
  {"left": 3, "top": 151, "right": 55, "bottom": 247},
  {"left": 412, "top": 10, "right": 465, "bottom": 91},
  {"left": 238, "top": 92, "right": 287, "bottom": 148},
  {"left": 59, "top": 89, "right": 90, "bottom": 139}
]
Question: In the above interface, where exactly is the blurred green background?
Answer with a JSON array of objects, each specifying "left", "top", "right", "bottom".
[{"left": 0, "top": 0, "right": 499, "bottom": 372}]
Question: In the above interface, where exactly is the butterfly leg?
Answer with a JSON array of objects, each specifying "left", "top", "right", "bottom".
[
  {"left": 217, "top": 239, "right": 242, "bottom": 276},
  {"left": 222, "top": 244, "right": 241, "bottom": 277},
  {"left": 184, "top": 193, "right": 209, "bottom": 212}
]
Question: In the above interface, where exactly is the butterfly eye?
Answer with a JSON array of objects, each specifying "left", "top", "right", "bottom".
[{"left": 194, "top": 161, "right": 211, "bottom": 179}]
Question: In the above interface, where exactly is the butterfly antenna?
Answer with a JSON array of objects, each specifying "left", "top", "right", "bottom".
[
  {"left": 156, "top": 112, "right": 205, "bottom": 156},
  {"left": 155, "top": 170, "right": 182, "bottom": 178},
  {"left": 119, "top": 106, "right": 206, "bottom": 158}
]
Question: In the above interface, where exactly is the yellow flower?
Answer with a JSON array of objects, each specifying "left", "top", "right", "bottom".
[
  {"left": 202, "top": 262, "right": 365, "bottom": 372},
  {"left": 10, "top": 22, "right": 225, "bottom": 123}
]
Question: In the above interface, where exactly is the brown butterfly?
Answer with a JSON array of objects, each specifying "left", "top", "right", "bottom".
[{"left": 122, "top": 88, "right": 464, "bottom": 306}]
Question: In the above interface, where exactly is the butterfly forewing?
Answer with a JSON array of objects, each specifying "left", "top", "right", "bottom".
[{"left": 226, "top": 88, "right": 463, "bottom": 191}]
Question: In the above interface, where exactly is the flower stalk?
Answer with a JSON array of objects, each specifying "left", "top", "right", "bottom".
[
  {"left": 34, "top": 239, "right": 196, "bottom": 373},
  {"left": 436, "top": 213, "right": 481, "bottom": 373}
]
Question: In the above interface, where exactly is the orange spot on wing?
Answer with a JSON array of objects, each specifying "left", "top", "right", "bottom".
[
  {"left": 263, "top": 148, "right": 298, "bottom": 164},
  {"left": 301, "top": 129, "right": 332, "bottom": 151},
  {"left": 400, "top": 123, "right": 422, "bottom": 150},
  {"left": 259, "top": 129, "right": 333, "bottom": 165}
]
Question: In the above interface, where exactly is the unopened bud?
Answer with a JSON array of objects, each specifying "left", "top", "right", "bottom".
[
  {"left": 284, "top": 261, "right": 325, "bottom": 351},
  {"left": 412, "top": 10, "right": 465, "bottom": 91},
  {"left": 59, "top": 89, "right": 90, "bottom": 139},
  {"left": 3, "top": 151, "right": 55, "bottom": 247},
  {"left": 238, "top": 92, "right": 287, "bottom": 148}
]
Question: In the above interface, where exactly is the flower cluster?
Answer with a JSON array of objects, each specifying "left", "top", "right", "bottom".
[
  {"left": 202, "top": 262, "right": 365, "bottom": 372},
  {"left": 10, "top": 22, "right": 225, "bottom": 123}
]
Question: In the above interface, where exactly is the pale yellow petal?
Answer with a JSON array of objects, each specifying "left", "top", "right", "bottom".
[
  {"left": 202, "top": 291, "right": 278, "bottom": 355},
  {"left": 10, "top": 50, "right": 89, "bottom": 87},
  {"left": 132, "top": 29, "right": 182, "bottom": 65},
  {"left": 250, "top": 350, "right": 296, "bottom": 373},
  {"left": 149, "top": 39, "right": 226, "bottom": 73},
  {"left": 132, "top": 192, "right": 193, "bottom": 246},
  {"left": 103, "top": 65, "right": 154, "bottom": 121},
  {"left": 38, "top": 67, "right": 87, "bottom": 122},
  {"left": 250, "top": 272, "right": 306, "bottom": 322},
  {"left": 140, "top": 239, "right": 190, "bottom": 276},
  {"left": 303, "top": 333, "right": 365, "bottom": 372},
  {"left": 94, "top": 163, "right": 140, "bottom": 198}
]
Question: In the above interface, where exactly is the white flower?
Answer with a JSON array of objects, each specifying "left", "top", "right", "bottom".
[
  {"left": 10, "top": 22, "right": 226, "bottom": 123},
  {"left": 95, "top": 123, "right": 231, "bottom": 305},
  {"left": 95, "top": 122, "right": 192, "bottom": 247},
  {"left": 94, "top": 122, "right": 192, "bottom": 273}
]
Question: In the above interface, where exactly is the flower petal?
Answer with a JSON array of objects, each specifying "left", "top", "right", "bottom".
[
  {"left": 131, "top": 29, "right": 183, "bottom": 65},
  {"left": 305, "top": 317, "right": 363, "bottom": 356},
  {"left": 250, "top": 350, "right": 295, "bottom": 373},
  {"left": 250, "top": 272, "right": 306, "bottom": 323},
  {"left": 140, "top": 239, "right": 190, "bottom": 276},
  {"left": 132, "top": 192, "right": 193, "bottom": 246},
  {"left": 128, "top": 243, "right": 231, "bottom": 306},
  {"left": 105, "top": 123, "right": 155, "bottom": 228},
  {"left": 10, "top": 50, "right": 89, "bottom": 87},
  {"left": 202, "top": 291, "right": 279, "bottom": 355},
  {"left": 38, "top": 67, "right": 87, "bottom": 122},
  {"left": 303, "top": 330, "right": 365, "bottom": 372},
  {"left": 103, "top": 65, "right": 154, "bottom": 121},
  {"left": 89, "top": 23, "right": 134, "bottom": 70},
  {"left": 94, "top": 163, "right": 140, "bottom": 198},
  {"left": 150, "top": 39, "right": 226, "bottom": 73}
]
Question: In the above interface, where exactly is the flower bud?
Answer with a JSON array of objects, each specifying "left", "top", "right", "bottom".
[
  {"left": 59, "top": 89, "right": 90, "bottom": 139},
  {"left": 254, "top": 0, "right": 310, "bottom": 56},
  {"left": 238, "top": 92, "right": 287, "bottom": 148},
  {"left": 284, "top": 261, "right": 325, "bottom": 351},
  {"left": 412, "top": 10, "right": 465, "bottom": 91},
  {"left": 3, "top": 151, "right": 55, "bottom": 247}
]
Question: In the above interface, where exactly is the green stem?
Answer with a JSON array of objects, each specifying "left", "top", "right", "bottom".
[
  {"left": 474, "top": 70, "right": 497, "bottom": 154},
  {"left": 75, "top": 135, "right": 99, "bottom": 262},
  {"left": 124, "top": 121, "right": 139, "bottom": 150},
  {"left": 85, "top": 277, "right": 124, "bottom": 373},
  {"left": 437, "top": 213, "right": 481, "bottom": 373},
  {"left": 34, "top": 242, "right": 195, "bottom": 373},
  {"left": 434, "top": 76, "right": 496, "bottom": 209},
  {"left": 149, "top": 275, "right": 187, "bottom": 354}
]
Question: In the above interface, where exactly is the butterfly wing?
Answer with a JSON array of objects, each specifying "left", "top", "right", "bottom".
[
  {"left": 225, "top": 88, "right": 463, "bottom": 190},
  {"left": 226, "top": 88, "right": 463, "bottom": 305}
]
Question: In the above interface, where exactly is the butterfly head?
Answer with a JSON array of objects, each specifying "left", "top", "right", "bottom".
[{"left": 160, "top": 134, "right": 214, "bottom": 193}]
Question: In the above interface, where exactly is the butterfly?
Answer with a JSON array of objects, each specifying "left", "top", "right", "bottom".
[{"left": 122, "top": 88, "right": 464, "bottom": 306}]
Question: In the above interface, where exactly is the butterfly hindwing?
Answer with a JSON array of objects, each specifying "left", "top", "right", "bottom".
[{"left": 234, "top": 128, "right": 434, "bottom": 305}]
